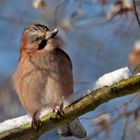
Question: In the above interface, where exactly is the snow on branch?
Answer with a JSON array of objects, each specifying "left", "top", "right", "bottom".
[{"left": 1, "top": 67, "right": 140, "bottom": 140}]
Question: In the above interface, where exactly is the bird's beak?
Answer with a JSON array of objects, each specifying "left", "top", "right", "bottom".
[{"left": 45, "top": 29, "right": 58, "bottom": 41}]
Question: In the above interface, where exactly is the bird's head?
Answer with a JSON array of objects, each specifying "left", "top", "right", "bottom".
[{"left": 20, "top": 24, "right": 58, "bottom": 53}]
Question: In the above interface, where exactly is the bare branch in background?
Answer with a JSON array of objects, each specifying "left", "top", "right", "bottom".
[
  {"left": 133, "top": 0, "right": 140, "bottom": 28},
  {"left": 71, "top": 1, "right": 83, "bottom": 18},
  {"left": 121, "top": 118, "right": 129, "bottom": 140},
  {"left": 88, "top": 105, "right": 140, "bottom": 139}
]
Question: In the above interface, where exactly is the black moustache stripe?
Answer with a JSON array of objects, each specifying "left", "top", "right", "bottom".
[{"left": 38, "top": 39, "right": 47, "bottom": 50}]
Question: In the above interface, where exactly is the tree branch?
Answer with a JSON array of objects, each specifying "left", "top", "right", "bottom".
[
  {"left": 1, "top": 74, "right": 140, "bottom": 140},
  {"left": 133, "top": 0, "right": 140, "bottom": 28}
]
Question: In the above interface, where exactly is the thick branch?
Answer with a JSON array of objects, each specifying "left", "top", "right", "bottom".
[{"left": 1, "top": 74, "right": 140, "bottom": 140}]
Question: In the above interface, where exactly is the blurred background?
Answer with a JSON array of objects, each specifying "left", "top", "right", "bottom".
[{"left": 0, "top": 0, "right": 140, "bottom": 139}]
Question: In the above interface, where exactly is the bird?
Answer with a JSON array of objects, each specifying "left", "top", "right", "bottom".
[{"left": 13, "top": 23, "right": 87, "bottom": 138}]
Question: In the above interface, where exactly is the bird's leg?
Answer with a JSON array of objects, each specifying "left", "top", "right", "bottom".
[
  {"left": 31, "top": 111, "right": 41, "bottom": 131},
  {"left": 53, "top": 103, "right": 64, "bottom": 118}
]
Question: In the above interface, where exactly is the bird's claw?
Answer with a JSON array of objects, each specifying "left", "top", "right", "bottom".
[
  {"left": 32, "top": 119, "right": 41, "bottom": 131},
  {"left": 53, "top": 106, "right": 64, "bottom": 119},
  {"left": 31, "top": 112, "right": 42, "bottom": 131}
]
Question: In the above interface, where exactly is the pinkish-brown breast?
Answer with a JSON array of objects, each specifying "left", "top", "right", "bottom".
[{"left": 13, "top": 48, "right": 73, "bottom": 115}]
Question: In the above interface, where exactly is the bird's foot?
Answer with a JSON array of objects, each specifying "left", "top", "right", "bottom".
[
  {"left": 31, "top": 112, "right": 42, "bottom": 131},
  {"left": 54, "top": 106, "right": 64, "bottom": 116},
  {"left": 52, "top": 105, "right": 64, "bottom": 120}
]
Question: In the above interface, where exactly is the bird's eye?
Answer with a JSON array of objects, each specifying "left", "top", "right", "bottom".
[
  {"left": 34, "top": 37, "right": 39, "bottom": 41},
  {"left": 30, "top": 35, "right": 40, "bottom": 43},
  {"left": 38, "top": 39, "right": 47, "bottom": 50}
]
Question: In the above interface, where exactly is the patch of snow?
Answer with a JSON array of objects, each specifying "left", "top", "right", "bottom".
[
  {"left": 93, "top": 67, "right": 131, "bottom": 90},
  {"left": 40, "top": 108, "right": 52, "bottom": 117},
  {"left": 0, "top": 107, "right": 53, "bottom": 133},
  {"left": 0, "top": 115, "right": 31, "bottom": 133}
]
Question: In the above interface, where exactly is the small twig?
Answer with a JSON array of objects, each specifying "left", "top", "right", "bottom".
[
  {"left": 121, "top": 118, "right": 129, "bottom": 140},
  {"left": 133, "top": 0, "right": 140, "bottom": 28},
  {"left": 88, "top": 106, "right": 140, "bottom": 139},
  {"left": 132, "top": 62, "right": 140, "bottom": 75}
]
